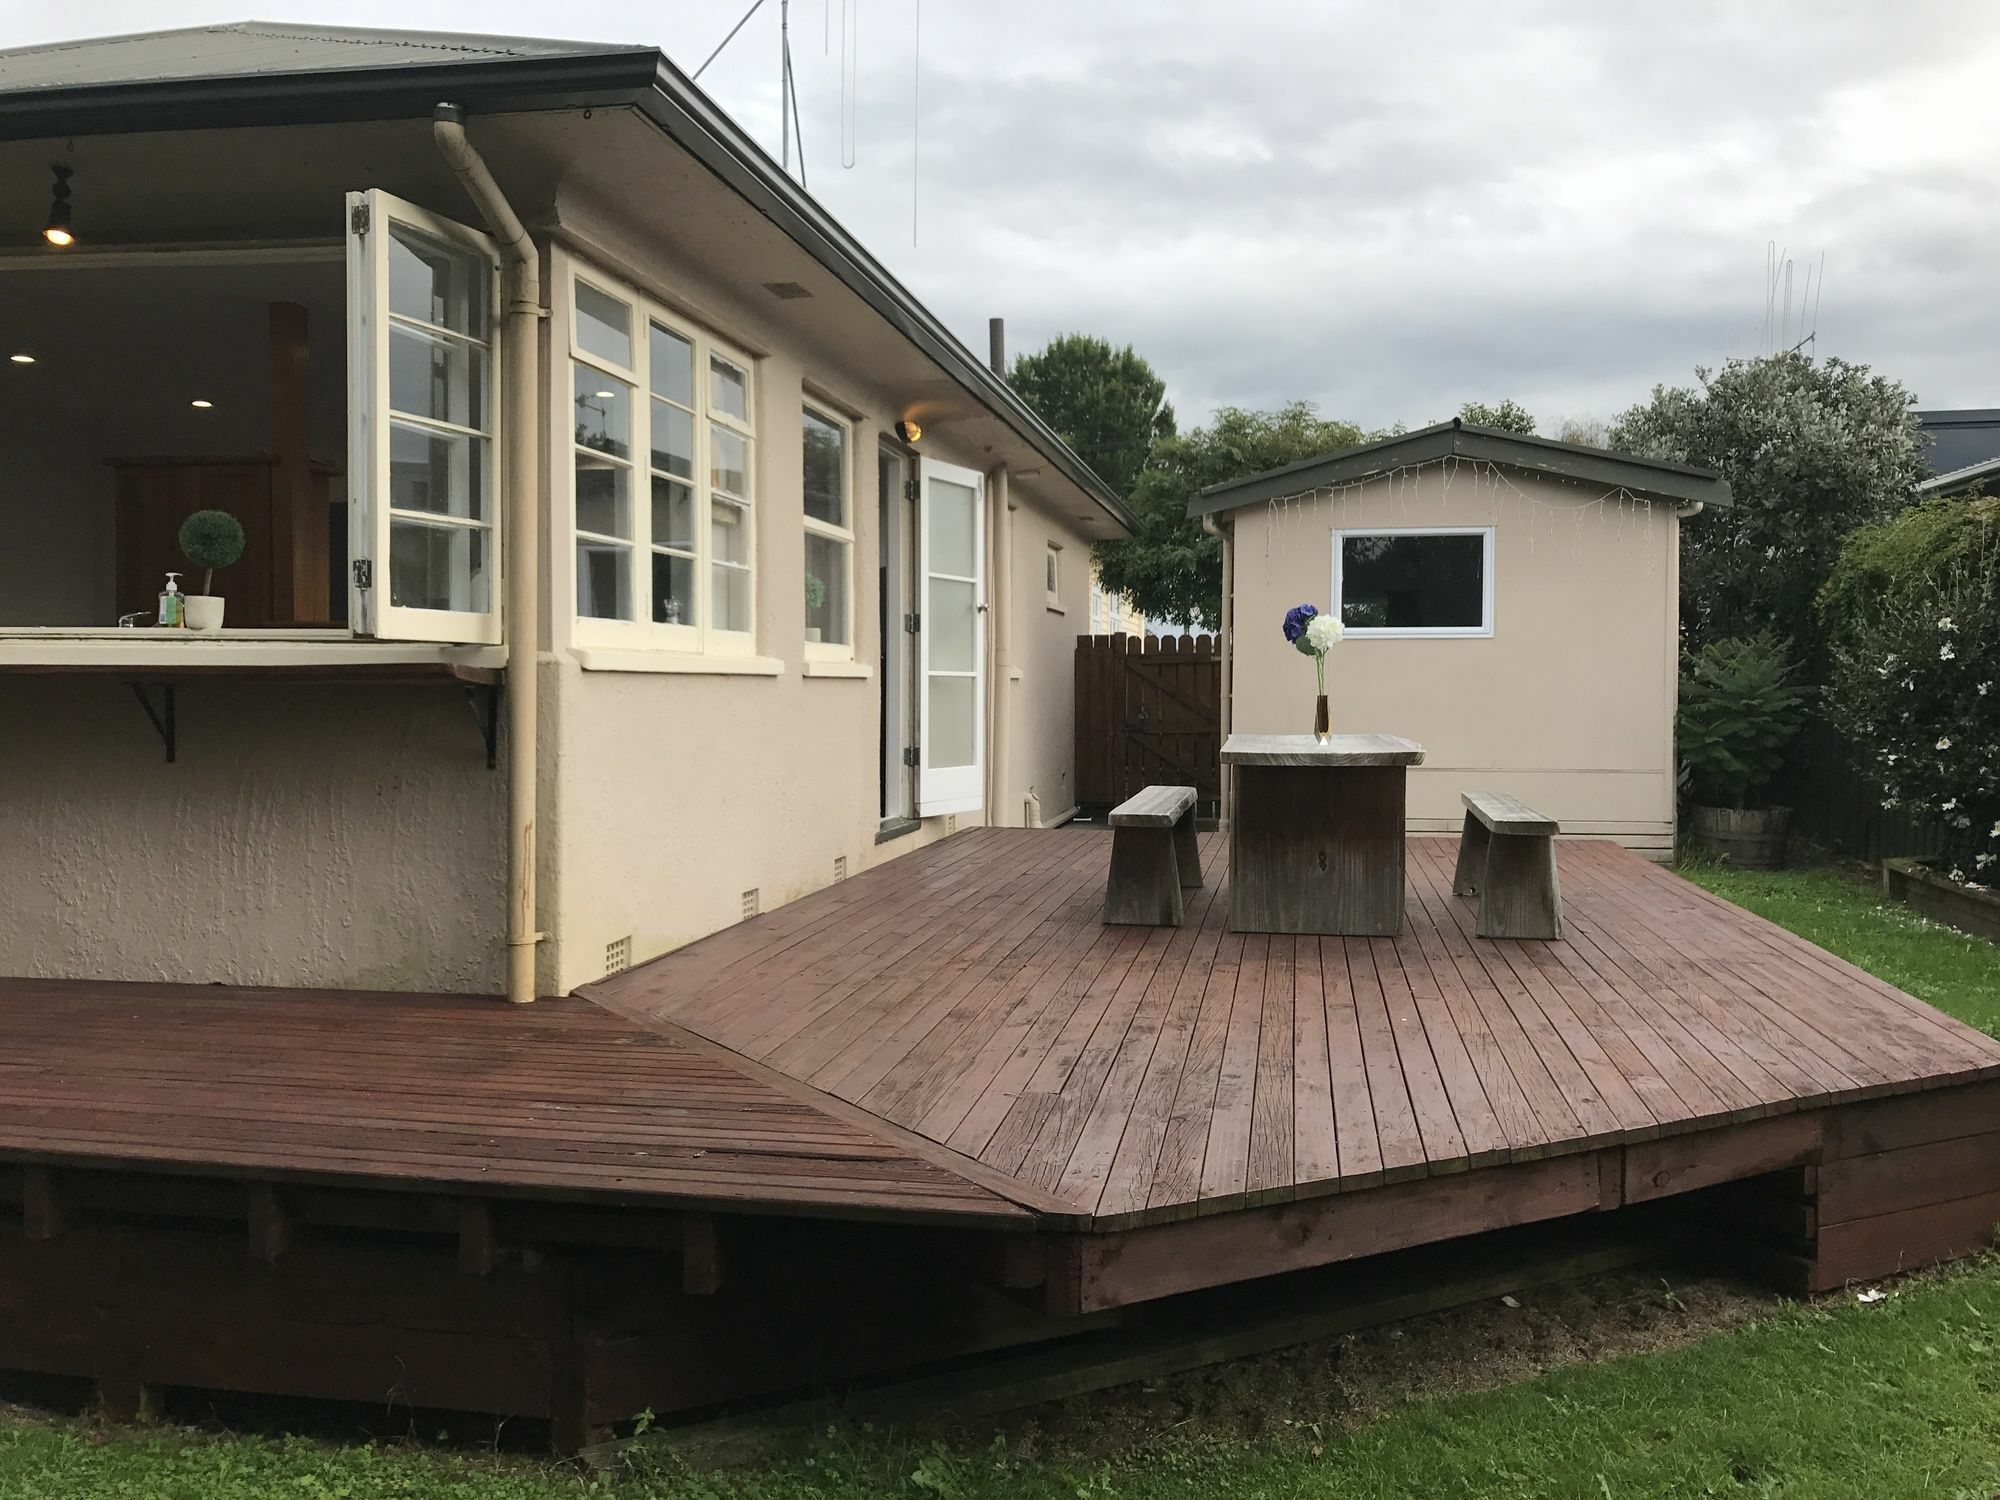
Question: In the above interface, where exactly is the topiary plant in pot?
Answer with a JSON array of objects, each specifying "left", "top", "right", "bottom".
[
  {"left": 1677, "top": 631, "right": 1809, "bottom": 866},
  {"left": 177, "top": 509, "right": 246, "bottom": 632}
]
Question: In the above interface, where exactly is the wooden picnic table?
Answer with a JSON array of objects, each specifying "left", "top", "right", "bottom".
[{"left": 1221, "top": 732, "right": 1426, "bottom": 936}]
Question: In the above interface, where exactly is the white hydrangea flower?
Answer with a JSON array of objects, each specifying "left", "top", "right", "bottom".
[{"left": 1304, "top": 615, "right": 1343, "bottom": 652}]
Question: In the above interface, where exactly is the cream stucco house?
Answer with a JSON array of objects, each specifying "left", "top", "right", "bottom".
[
  {"left": 0, "top": 22, "right": 1131, "bottom": 1002},
  {"left": 1192, "top": 420, "right": 1730, "bottom": 858}
]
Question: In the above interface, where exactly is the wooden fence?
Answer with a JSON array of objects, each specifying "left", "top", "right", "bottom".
[
  {"left": 1787, "top": 716, "right": 1943, "bottom": 865},
  {"left": 1074, "top": 634, "right": 1222, "bottom": 819}
]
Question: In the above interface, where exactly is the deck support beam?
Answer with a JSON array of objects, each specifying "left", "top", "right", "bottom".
[
  {"left": 681, "top": 1212, "right": 721, "bottom": 1295},
  {"left": 22, "top": 1166, "right": 61, "bottom": 1241},
  {"left": 247, "top": 1183, "right": 293, "bottom": 1263}
]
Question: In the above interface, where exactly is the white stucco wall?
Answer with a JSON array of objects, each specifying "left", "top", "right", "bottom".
[
  {"left": 1225, "top": 465, "right": 1680, "bottom": 854},
  {"left": 0, "top": 677, "right": 505, "bottom": 990}
]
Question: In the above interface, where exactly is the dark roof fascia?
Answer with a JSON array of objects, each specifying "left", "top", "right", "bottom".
[
  {"left": 1189, "top": 418, "right": 1732, "bottom": 517},
  {"left": 631, "top": 55, "right": 1131, "bottom": 532},
  {"left": 0, "top": 44, "right": 1134, "bottom": 534},
  {"left": 0, "top": 48, "right": 664, "bottom": 139}
]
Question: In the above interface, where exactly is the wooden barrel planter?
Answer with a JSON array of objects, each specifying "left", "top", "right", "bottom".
[{"left": 1689, "top": 805, "right": 1792, "bottom": 869}]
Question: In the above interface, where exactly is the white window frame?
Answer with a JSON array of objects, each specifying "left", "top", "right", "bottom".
[
  {"left": 1044, "top": 541, "right": 1064, "bottom": 611},
  {"left": 346, "top": 188, "right": 504, "bottom": 644},
  {"left": 1332, "top": 525, "right": 1495, "bottom": 639},
  {"left": 566, "top": 261, "right": 758, "bottom": 658},
  {"left": 801, "top": 401, "right": 856, "bottom": 662}
]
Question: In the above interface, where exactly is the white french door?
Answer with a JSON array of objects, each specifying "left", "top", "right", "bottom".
[
  {"left": 345, "top": 188, "right": 504, "bottom": 643},
  {"left": 918, "top": 458, "right": 986, "bottom": 817}
]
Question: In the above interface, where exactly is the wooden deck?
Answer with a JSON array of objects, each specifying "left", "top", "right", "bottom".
[
  {"left": 0, "top": 980, "right": 1026, "bottom": 1226},
  {"left": 589, "top": 828, "right": 2000, "bottom": 1231},
  {"left": 1, "top": 827, "right": 1996, "bottom": 1431}
]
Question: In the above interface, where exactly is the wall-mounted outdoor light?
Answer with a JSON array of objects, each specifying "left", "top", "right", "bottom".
[
  {"left": 43, "top": 164, "right": 74, "bottom": 247},
  {"left": 896, "top": 418, "right": 922, "bottom": 445}
]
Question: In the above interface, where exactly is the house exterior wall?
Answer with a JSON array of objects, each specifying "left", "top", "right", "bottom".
[
  {"left": 540, "top": 230, "right": 1095, "bottom": 993},
  {"left": 1224, "top": 465, "right": 1680, "bottom": 855},
  {"left": 0, "top": 678, "right": 506, "bottom": 990}
]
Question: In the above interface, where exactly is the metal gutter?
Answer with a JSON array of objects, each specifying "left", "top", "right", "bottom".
[{"left": 0, "top": 46, "right": 1134, "bottom": 535}]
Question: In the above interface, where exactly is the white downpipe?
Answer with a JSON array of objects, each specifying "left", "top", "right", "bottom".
[
  {"left": 987, "top": 466, "right": 1013, "bottom": 824},
  {"left": 434, "top": 104, "right": 544, "bottom": 1004},
  {"left": 1204, "top": 512, "right": 1233, "bottom": 827}
]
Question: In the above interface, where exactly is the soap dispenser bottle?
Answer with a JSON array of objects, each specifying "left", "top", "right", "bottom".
[{"left": 158, "top": 572, "right": 185, "bottom": 628}]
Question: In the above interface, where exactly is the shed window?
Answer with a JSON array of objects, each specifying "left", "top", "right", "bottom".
[{"left": 1333, "top": 527, "right": 1493, "bottom": 638}]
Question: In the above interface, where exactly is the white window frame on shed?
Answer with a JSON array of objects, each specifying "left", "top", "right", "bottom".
[
  {"left": 565, "top": 260, "right": 759, "bottom": 659},
  {"left": 1331, "top": 524, "right": 1495, "bottom": 640},
  {"left": 801, "top": 400, "right": 856, "bottom": 661},
  {"left": 345, "top": 188, "right": 504, "bottom": 644}
]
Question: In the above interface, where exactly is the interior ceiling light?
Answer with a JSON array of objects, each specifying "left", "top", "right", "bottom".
[
  {"left": 8, "top": 353, "right": 33, "bottom": 364},
  {"left": 190, "top": 399, "right": 213, "bottom": 409},
  {"left": 43, "top": 164, "right": 74, "bottom": 248},
  {"left": 896, "top": 418, "right": 922, "bottom": 445}
]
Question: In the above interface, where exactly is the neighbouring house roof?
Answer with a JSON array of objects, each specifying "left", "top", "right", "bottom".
[
  {"left": 0, "top": 21, "right": 1134, "bottom": 535},
  {"left": 1916, "top": 407, "right": 2000, "bottom": 478},
  {"left": 1918, "top": 453, "right": 2000, "bottom": 497},
  {"left": 1188, "top": 418, "right": 1733, "bottom": 518}
]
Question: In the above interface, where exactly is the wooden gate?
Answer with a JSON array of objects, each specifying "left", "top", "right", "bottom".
[{"left": 1074, "top": 634, "right": 1221, "bottom": 819}]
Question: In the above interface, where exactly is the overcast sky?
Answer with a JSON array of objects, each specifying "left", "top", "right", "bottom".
[{"left": 12, "top": 1, "right": 2000, "bottom": 431}]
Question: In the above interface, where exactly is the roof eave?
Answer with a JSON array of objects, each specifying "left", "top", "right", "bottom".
[
  {"left": 0, "top": 48, "right": 665, "bottom": 139},
  {"left": 0, "top": 46, "right": 1135, "bottom": 536},
  {"left": 631, "top": 57, "right": 1133, "bottom": 534}
]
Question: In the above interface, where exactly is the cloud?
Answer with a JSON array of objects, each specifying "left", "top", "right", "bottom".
[{"left": 19, "top": 0, "right": 2000, "bottom": 431}]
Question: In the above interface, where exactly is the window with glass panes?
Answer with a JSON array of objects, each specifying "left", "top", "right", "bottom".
[
  {"left": 801, "top": 404, "right": 853, "bottom": 651},
  {"left": 568, "top": 267, "right": 757, "bottom": 652}
]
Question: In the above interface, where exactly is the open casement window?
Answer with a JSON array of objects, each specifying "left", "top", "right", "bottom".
[
  {"left": 918, "top": 458, "right": 986, "bottom": 817},
  {"left": 345, "top": 189, "right": 503, "bottom": 644},
  {"left": 568, "top": 263, "right": 758, "bottom": 656}
]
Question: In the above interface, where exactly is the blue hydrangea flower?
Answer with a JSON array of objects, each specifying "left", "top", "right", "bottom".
[{"left": 1282, "top": 603, "right": 1318, "bottom": 643}]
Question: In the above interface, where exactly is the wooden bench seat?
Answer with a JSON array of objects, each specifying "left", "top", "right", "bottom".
[
  {"left": 1452, "top": 791, "right": 1563, "bottom": 939},
  {"left": 1104, "top": 785, "right": 1203, "bottom": 926}
]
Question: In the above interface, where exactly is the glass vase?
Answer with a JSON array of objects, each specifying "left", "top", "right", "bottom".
[{"left": 1313, "top": 693, "right": 1330, "bottom": 744}]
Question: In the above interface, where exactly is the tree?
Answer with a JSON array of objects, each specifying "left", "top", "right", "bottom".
[
  {"left": 1608, "top": 351, "right": 1927, "bottom": 661},
  {"left": 1550, "top": 415, "right": 1608, "bottom": 449},
  {"left": 1009, "top": 333, "right": 1174, "bottom": 499},
  {"left": 1094, "top": 402, "right": 1368, "bottom": 629},
  {"left": 1457, "top": 399, "right": 1536, "bottom": 434}
]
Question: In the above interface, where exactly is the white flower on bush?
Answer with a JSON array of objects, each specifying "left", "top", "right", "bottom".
[
  {"left": 1939, "top": 617, "right": 1956, "bottom": 631},
  {"left": 1304, "top": 615, "right": 1343, "bottom": 653},
  {"left": 1943, "top": 798, "right": 1958, "bottom": 811},
  {"left": 1940, "top": 643, "right": 1956, "bottom": 661},
  {"left": 1880, "top": 797, "right": 1897, "bottom": 810},
  {"left": 1937, "top": 736, "right": 1953, "bottom": 751}
]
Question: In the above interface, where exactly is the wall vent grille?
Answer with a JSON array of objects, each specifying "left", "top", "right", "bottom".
[
  {"left": 833, "top": 855, "right": 848, "bottom": 882},
  {"left": 603, "top": 935, "right": 631, "bottom": 976},
  {"left": 742, "top": 888, "right": 761, "bottom": 919}
]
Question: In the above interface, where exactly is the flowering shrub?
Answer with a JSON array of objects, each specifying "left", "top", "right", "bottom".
[{"left": 1822, "top": 496, "right": 2000, "bottom": 887}]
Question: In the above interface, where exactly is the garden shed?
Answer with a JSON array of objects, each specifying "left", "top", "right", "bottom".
[{"left": 1191, "top": 420, "right": 1732, "bottom": 856}]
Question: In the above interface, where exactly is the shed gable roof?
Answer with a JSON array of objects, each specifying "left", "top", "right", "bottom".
[{"left": 1189, "top": 418, "right": 1732, "bottom": 517}]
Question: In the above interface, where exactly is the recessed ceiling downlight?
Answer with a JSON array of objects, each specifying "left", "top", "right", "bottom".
[
  {"left": 8, "top": 353, "right": 33, "bottom": 364},
  {"left": 190, "top": 399, "right": 213, "bottom": 409}
]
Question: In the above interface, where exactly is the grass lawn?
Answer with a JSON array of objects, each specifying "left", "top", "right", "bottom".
[{"left": 0, "top": 860, "right": 1995, "bottom": 1500}]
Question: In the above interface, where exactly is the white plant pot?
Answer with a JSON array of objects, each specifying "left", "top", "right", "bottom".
[{"left": 183, "top": 595, "right": 226, "bottom": 632}]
